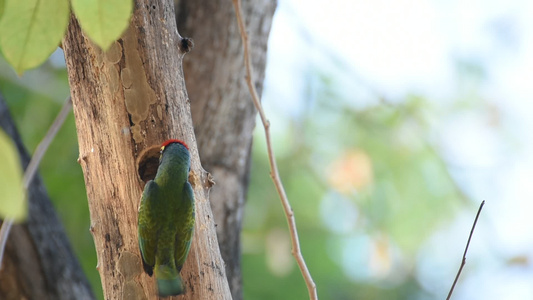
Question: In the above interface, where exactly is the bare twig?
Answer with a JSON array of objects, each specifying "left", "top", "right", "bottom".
[
  {"left": 23, "top": 97, "right": 73, "bottom": 188},
  {"left": 0, "top": 96, "right": 72, "bottom": 269},
  {"left": 231, "top": 1, "right": 318, "bottom": 299},
  {"left": 0, "top": 219, "right": 13, "bottom": 267},
  {"left": 446, "top": 200, "right": 485, "bottom": 300}
]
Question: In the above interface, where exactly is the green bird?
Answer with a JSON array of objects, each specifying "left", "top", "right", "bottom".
[{"left": 138, "top": 139, "right": 195, "bottom": 296}]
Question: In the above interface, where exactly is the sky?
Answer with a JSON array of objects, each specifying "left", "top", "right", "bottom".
[{"left": 261, "top": 0, "right": 533, "bottom": 298}]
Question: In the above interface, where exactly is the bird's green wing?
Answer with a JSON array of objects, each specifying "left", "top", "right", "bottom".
[
  {"left": 174, "top": 182, "right": 195, "bottom": 272},
  {"left": 138, "top": 180, "right": 158, "bottom": 276}
]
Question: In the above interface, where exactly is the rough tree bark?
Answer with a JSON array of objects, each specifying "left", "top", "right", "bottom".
[
  {"left": 176, "top": 1, "right": 276, "bottom": 298},
  {"left": 62, "top": 1, "right": 231, "bottom": 299},
  {"left": 0, "top": 96, "right": 94, "bottom": 300}
]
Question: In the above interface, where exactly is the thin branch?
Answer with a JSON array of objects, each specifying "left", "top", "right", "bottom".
[
  {"left": 0, "top": 219, "right": 13, "bottom": 267},
  {"left": 23, "top": 97, "right": 73, "bottom": 188},
  {"left": 0, "top": 96, "right": 72, "bottom": 269},
  {"left": 231, "top": 1, "right": 318, "bottom": 299},
  {"left": 446, "top": 200, "right": 485, "bottom": 300}
]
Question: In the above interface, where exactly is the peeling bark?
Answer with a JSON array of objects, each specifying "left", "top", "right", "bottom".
[{"left": 62, "top": 1, "right": 231, "bottom": 299}]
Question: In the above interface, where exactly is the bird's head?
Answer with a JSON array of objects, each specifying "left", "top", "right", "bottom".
[
  {"left": 161, "top": 139, "right": 189, "bottom": 153},
  {"left": 156, "top": 139, "right": 191, "bottom": 181},
  {"left": 160, "top": 140, "right": 190, "bottom": 163}
]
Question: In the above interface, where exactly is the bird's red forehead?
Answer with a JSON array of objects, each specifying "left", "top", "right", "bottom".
[{"left": 161, "top": 139, "right": 189, "bottom": 150}]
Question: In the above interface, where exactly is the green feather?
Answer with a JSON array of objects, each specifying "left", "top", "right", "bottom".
[
  {"left": 155, "top": 264, "right": 184, "bottom": 296},
  {"left": 138, "top": 142, "right": 195, "bottom": 297}
]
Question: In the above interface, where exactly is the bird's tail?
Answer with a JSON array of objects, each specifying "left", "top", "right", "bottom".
[{"left": 155, "top": 264, "right": 185, "bottom": 297}]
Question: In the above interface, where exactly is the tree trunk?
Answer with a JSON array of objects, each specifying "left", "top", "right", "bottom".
[
  {"left": 62, "top": 1, "right": 231, "bottom": 299},
  {"left": 0, "top": 96, "right": 95, "bottom": 300},
  {"left": 176, "top": 1, "right": 276, "bottom": 298}
]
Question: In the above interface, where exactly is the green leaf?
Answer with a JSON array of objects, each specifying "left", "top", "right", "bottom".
[
  {"left": 0, "top": 0, "right": 5, "bottom": 21},
  {"left": 72, "top": 0, "right": 133, "bottom": 51},
  {"left": 0, "top": 0, "right": 69, "bottom": 74},
  {"left": 0, "top": 129, "right": 26, "bottom": 222}
]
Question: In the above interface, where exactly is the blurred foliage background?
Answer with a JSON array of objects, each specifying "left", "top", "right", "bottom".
[{"left": 2, "top": 0, "right": 532, "bottom": 299}]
